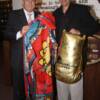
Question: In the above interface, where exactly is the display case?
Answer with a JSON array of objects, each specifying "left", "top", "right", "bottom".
[
  {"left": 0, "top": 0, "right": 12, "bottom": 41},
  {"left": 0, "top": 0, "right": 12, "bottom": 85}
]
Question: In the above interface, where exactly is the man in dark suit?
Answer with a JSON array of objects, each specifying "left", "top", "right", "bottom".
[
  {"left": 53, "top": 0, "right": 100, "bottom": 100},
  {"left": 4, "top": 0, "right": 40, "bottom": 100}
]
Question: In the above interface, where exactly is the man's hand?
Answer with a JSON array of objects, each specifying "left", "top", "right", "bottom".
[
  {"left": 20, "top": 25, "right": 30, "bottom": 36},
  {"left": 69, "top": 28, "right": 80, "bottom": 35}
]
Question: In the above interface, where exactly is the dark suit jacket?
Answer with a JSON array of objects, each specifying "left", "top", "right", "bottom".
[
  {"left": 4, "top": 9, "right": 40, "bottom": 100},
  {"left": 4, "top": 9, "right": 39, "bottom": 69}
]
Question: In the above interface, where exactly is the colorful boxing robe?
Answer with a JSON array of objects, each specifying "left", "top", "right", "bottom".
[{"left": 23, "top": 12, "right": 57, "bottom": 100}]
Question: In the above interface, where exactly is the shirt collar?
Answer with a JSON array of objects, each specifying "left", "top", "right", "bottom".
[{"left": 23, "top": 8, "right": 34, "bottom": 15}]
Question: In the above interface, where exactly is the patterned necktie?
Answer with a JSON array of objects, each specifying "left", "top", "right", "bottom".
[{"left": 28, "top": 13, "right": 32, "bottom": 24}]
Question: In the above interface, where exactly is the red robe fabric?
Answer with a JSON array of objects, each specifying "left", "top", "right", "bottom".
[{"left": 24, "top": 12, "right": 57, "bottom": 99}]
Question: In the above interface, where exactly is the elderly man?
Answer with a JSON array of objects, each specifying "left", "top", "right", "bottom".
[{"left": 4, "top": 0, "right": 39, "bottom": 100}]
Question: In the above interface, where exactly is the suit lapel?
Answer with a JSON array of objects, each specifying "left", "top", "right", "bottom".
[
  {"left": 34, "top": 11, "right": 40, "bottom": 18},
  {"left": 19, "top": 9, "right": 28, "bottom": 25}
]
